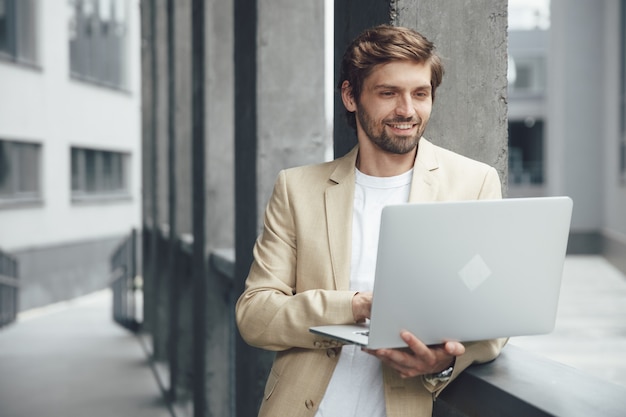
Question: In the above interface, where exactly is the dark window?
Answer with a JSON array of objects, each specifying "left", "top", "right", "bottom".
[
  {"left": 509, "top": 55, "right": 546, "bottom": 96},
  {"left": 68, "top": 0, "right": 128, "bottom": 89},
  {"left": 508, "top": 119, "right": 544, "bottom": 185},
  {"left": 71, "top": 147, "right": 129, "bottom": 199},
  {"left": 0, "top": 139, "right": 41, "bottom": 203},
  {"left": 0, "top": 0, "right": 38, "bottom": 64}
]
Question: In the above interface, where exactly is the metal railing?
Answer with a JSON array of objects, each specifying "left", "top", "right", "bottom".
[
  {"left": 129, "top": 225, "right": 238, "bottom": 415},
  {"left": 110, "top": 229, "right": 140, "bottom": 332},
  {"left": 0, "top": 248, "right": 19, "bottom": 329}
]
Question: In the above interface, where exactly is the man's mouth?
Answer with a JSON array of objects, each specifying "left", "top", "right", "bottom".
[{"left": 387, "top": 123, "right": 415, "bottom": 130}]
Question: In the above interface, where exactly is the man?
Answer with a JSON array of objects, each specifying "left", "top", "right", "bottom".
[{"left": 236, "top": 25, "right": 507, "bottom": 417}]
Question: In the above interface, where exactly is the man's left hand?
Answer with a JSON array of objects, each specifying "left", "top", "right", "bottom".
[{"left": 364, "top": 331, "right": 465, "bottom": 379}]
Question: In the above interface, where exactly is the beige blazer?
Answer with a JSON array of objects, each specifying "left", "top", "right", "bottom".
[{"left": 236, "top": 139, "right": 507, "bottom": 417}]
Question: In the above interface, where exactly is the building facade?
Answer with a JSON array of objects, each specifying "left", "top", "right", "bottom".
[
  {"left": 0, "top": 0, "right": 142, "bottom": 310},
  {"left": 508, "top": 0, "right": 626, "bottom": 273}
]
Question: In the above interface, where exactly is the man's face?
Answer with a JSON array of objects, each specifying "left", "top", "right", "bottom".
[{"left": 348, "top": 61, "right": 433, "bottom": 155}]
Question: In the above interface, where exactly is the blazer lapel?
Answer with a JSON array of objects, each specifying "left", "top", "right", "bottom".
[
  {"left": 409, "top": 138, "right": 439, "bottom": 202},
  {"left": 325, "top": 147, "right": 358, "bottom": 291},
  {"left": 323, "top": 141, "right": 437, "bottom": 290}
]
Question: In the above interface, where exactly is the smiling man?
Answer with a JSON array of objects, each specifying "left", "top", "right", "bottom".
[{"left": 236, "top": 25, "right": 507, "bottom": 417}]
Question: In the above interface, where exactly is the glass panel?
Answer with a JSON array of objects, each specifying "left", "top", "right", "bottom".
[
  {"left": 0, "top": 141, "right": 12, "bottom": 196},
  {"left": 509, "top": 56, "right": 546, "bottom": 95},
  {"left": 82, "top": 0, "right": 95, "bottom": 17},
  {"left": 99, "top": 0, "right": 111, "bottom": 22},
  {"left": 101, "top": 150, "right": 113, "bottom": 190},
  {"left": 71, "top": 147, "right": 128, "bottom": 196},
  {"left": 84, "top": 148, "right": 97, "bottom": 192},
  {"left": 0, "top": 0, "right": 7, "bottom": 52},
  {"left": 620, "top": 139, "right": 626, "bottom": 184},
  {"left": 69, "top": 0, "right": 127, "bottom": 88},
  {"left": 16, "top": 142, "right": 39, "bottom": 193},
  {"left": 15, "top": 0, "right": 37, "bottom": 63},
  {"left": 508, "top": 119, "right": 545, "bottom": 185},
  {"left": 0, "top": 140, "right": 41, "bottom": 198},
  {"left": 71, "top": 147, "right": 81, "bottom": 191},
  {"left": 113, "top": 153, "right": 123, "bottom": 189},
  {"left": 509, "top": 0, "right": 550, "bottom": 31}
]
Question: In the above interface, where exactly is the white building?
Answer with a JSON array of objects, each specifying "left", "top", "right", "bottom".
[
  {"left": 508, "top": 0, "right": 626, "bottom": 273},
  {"left": 0, "top": 0, "right": 141, "bottom": 310},
  {"left": 1, "top": 0, "right": 624, "bottom": 312}
]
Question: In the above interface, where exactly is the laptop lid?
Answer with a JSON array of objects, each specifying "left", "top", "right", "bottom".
[{"left": 310, "top": 197, "right": 573, "bottom": 349}]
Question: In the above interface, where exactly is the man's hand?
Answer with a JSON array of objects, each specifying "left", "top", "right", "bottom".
[
  {"left": 364, "top": 331, "right": 465, "bottom": 379},
  {"left": 352, "top": 291, "right": 373, "bottom": 322}
]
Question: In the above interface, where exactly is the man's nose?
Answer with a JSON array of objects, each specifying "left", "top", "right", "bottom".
[{"left": 395, "top": 94, "right": 416, "bottom": 118}]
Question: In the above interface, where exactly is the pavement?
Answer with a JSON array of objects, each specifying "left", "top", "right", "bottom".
[
  {"left": 0, "top": 255, "right": 624, "bottom": 417},
  {"left": 0, "top": 290, "right": 172, "bottom": 417},
  {"left": 509, "top": 255, "right": 626, "bottom": 388}
]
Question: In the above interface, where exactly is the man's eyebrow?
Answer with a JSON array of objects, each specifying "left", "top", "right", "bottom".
[
  {"left": 372, "top": 84, "right": 431, "bottom": 91},
  {"left": 373, "top": 84, "right": 399, "bottom": 90}
]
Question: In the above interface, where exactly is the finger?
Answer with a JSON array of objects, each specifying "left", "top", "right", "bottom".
[
  {"left": 374, "top": 351, "right": 420, "bottom": 377},
  {"left": 372, "top": 346, "right": 435, "bottom": 377},
  {"left": 444, "top": 341, "right": 465, "bottom": 356},
  {"left": 400, "top": 331, "right": 432, "bottom": 357}
]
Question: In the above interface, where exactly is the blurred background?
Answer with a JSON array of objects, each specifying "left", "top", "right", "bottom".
[{"left": 0, "top": 0, "right": 625, "bottom": 416}]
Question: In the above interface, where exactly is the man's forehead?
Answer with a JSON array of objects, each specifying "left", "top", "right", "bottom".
[{"left": 365, "top": 61, "right": 432, "bottom": 86}]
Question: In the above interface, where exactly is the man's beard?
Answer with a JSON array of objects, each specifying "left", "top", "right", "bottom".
[{"left": 356, "top": 104, "right": 425, "bottom": 155}]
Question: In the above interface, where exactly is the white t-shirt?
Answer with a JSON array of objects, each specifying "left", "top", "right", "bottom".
[{"left": 315, "top": 167, "right": 413, "bottom": 417}]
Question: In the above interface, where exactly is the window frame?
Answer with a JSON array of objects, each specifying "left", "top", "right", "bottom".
[
  {"left": 508, "top": 118, "right": 546, "bottom": 187},
  {"left": 0, "top": 0, "right": 39, "bottom": 67},
  {"left": 70, "top": 146, "right": 131, "bottom": 203},
  {"left": 0, "top": 138, "right": 43, "bottom": 208},
  {"left": 68, "top": 0, "right": 129, "bottom": 90}
]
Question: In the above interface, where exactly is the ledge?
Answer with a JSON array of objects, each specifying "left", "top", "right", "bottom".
[{"left": 436, "top": 344, "right": 626, "bottom": 417}]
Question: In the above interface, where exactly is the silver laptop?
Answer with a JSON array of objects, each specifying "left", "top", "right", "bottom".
[{"left": 310, "top": 197, "right": 573, "bottom": 349}]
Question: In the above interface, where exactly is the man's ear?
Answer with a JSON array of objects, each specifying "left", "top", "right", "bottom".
[{"left": 341, "top": 80, "right": 357, "bottom": 112}]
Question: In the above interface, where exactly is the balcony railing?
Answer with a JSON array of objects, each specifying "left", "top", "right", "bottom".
[
  {"left": 0, "top": 248, "right": 19, "bottom": 329},
  {"left": 110, "top": 229, "right": 140, "bottom": 332}
]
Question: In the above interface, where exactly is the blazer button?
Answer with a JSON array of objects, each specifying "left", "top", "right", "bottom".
[
  {"left": 305, "top": 399, "right": 315, "bottom": 410},
  {"left": 326, "top": 348, "right": 337, "bottom": 358}
]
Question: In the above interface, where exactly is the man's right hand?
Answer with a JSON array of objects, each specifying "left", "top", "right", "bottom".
[{"left": 352, "top": 291, "right": 373, "bottom": 322}]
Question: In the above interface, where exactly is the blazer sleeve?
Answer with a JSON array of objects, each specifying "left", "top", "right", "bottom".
[
  {"left": 478, "top": 166, "right": 503, "bottom": 200},
  {"left": 235, "top": 170, "right": 356, "bottom": 352}
]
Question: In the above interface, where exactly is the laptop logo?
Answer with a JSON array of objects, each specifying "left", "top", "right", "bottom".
[{"left": 458, "top": 254, "right": 492, "bottom": 291}]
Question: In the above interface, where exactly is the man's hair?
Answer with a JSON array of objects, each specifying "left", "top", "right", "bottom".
[{"left": 338, "top": 25, "right": 444, "bottom": 129}]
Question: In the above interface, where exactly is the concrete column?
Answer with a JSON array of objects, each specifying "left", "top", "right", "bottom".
[
  {"left": 140, "top": 0, "right": 171, "bottom": 362},
  {"left": 333, "top": 0, "right": 509, "bottom": 190},
  {"left": 153, "top": 0, "right": 172, "bottom": 364},
  {"left": 256, "top": 1, "right": 328, "bottom": 224},
  {"left": 234, "top": 1, "right": 327, "bottom": 416},
  {"left": 154, "top": 0, "right": 171, "bottom": 229},
  {"left": 205, "top": 0, "right": 236, "bottom": 249},
  {"left": 139, "top": 0, "right": 154, "bottom": 335},
  {"left": 173, "top": 0, "right": 193, "bottom": 237},
  {"left": 397, "top": 0, "right": 508, "bottom": 183},
  {"left": 167, "top": 0, "right": 194, "bottom": 405},
  {"left": 204, "top": 0, "right": 236, "bottom": 415}
]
